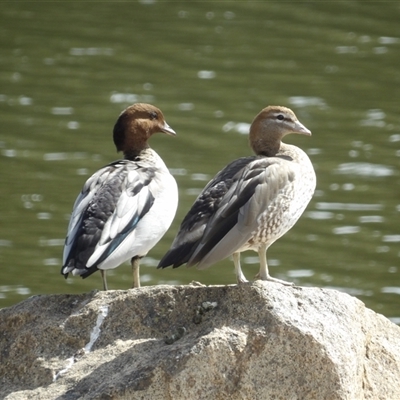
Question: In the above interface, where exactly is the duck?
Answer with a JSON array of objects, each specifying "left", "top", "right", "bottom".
[
  {"left": 62, "top": 103, "right": 178, "bottom": 290},
  {"left": 158, "top": 105, "right": 316, "bottom": 284}
]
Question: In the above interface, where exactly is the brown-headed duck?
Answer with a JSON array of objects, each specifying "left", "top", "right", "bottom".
[{"left": 62, "top": 103, "right": 178, "bottom": 290}]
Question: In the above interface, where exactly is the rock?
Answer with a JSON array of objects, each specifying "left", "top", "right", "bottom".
[{"left": 1, "top": 281, "right": 400, "bottom": 399}]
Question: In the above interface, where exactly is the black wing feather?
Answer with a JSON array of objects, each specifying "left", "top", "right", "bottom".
[{"left": 158, "top": 156, "right": 256, "bottom": 268}]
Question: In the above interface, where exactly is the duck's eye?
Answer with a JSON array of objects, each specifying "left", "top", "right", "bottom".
[
  {"left": 149, "top": 111, "right": 158, "bottom": 120},
  {"left": 277, "top": 114, "right": 284, "bottom": 121}
]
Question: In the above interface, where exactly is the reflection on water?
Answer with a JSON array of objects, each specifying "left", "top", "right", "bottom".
[
  {"left": 0, "top": 2, "right": 399, "bottom": 323},
  {"left": 0, "top": 285, "right": 31, "bottom": 300},
  {"left": 315, "top": 202, "right": 384, "bottom": 211},
  {"left": 335, "top": 162, "right": 394, "bottom": 177}
]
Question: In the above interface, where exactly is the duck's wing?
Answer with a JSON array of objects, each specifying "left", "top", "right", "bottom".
[
  {"left": 62, "top": 160, "right": 156, "bottom": 278},
  {"left": 188, "top": 157, "right": 297, "bottom": 269},
  {"left": 158, "top": 157, "right": 255, "bottom": 268}
]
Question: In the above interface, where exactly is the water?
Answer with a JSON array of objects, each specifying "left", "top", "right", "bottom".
[{"left": 0, "top": 2, "right": 399, "bottom": 323}]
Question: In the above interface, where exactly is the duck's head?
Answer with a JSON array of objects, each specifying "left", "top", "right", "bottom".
[
  {"left": 113, "top": 103, "right": 176, "bottom": 157},
  {"left": 249, "top": 105, "right": 311, "bottom": 156}
]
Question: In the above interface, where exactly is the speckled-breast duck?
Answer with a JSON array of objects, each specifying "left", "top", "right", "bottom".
[
  {"left": 158, "top": 105, "right": 316, "bottom": 284},
  {"left": 62, "top": 103, "right": 178, "bottom": 290}
]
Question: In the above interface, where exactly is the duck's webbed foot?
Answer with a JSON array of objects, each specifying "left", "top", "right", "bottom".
[{"left": 254, "top": 272, "right": 294, "bottom": 286}]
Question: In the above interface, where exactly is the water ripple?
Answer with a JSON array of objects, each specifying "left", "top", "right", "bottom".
[
  {"left": 316, "top": 202, "right": 383, "bottom": 211},
  {"left": 51, "top": 107, "right": 73, "bottom": 115},
  {"left": 305, "top": 211, "right": 334, "bottom": 220},
  {"left": 389, "top": 134, "right": 400, "bottom": 143},
  {"left": 191, "top": 173, "right": 210, "bottom": 181},
  {"left": 334, "top": 162, "right": 394, "bottom": 177},
  {"left": 197, "top": 70, "right": 216, "bottom": 79},
  {"left": 39, "top": 238, "right": 64, "bottom": 247},
  {"left": 70, "top": 47, "right": 114, "bottom": 56},
  {"left": 222, "top": 121, "right": 250, "bottom": 134},
  {"left": 110, "top": 93, "right": 155, "bottom": 104},
  {"left": 288, "top": 96, "right": 327, "bottom": 108},
  {"left": 382, "top": 235, "right": 400, "bottom": 243},
  {"left": 43, "top": 152, "right": 87, "bottom": 161},
  {"left": 360, "top": 109, "right": 386, "bottom": 127},
  {"left": 359, "top": 216, "right": 384, "bottom": 223},
  {"left": 381, "top": 287, "right": 400, "bottom": 295},
  {"left": 333, "top": 226, "right": 360, "bottom": 235},
  {"left": 379, "top": 36, "right": 400, "bottom": 44},
  {"left": 286, "top": 269, "right": 314, "bottom": 278}
]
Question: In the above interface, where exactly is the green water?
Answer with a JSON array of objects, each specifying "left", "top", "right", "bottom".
[{"left": 1, "top": 1, "right": 399, "bottom": 323}]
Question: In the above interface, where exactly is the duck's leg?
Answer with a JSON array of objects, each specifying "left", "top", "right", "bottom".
[
  {"left": 100, "top": 270, "right": 108, "bottom": 291},
  {"left": 131, "top": 256, "right": 142, "bottom": 288},
  {"left": 255, "top": 244, "right": 294, "bottom": 286},
  {"left": 233, "top": 252, "right": 248, "bottom": 284}
]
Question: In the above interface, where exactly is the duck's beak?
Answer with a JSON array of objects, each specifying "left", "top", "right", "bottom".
[
  {"left": 160, "top": 121, "right": 176, "bottom": 136},
  {"left": 294, "top": 120, "right": 311, "bottom": 136}
]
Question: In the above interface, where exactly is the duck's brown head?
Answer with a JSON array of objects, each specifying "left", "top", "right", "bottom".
[
  {"left": 113, "top": 103, "right": 175, "bottom": 158},
  {"left": 249, "top": 105, "right": 311, "bottom": 156}
]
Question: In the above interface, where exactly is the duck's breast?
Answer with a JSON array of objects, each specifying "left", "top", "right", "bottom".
[{"left": 249, "top": 147, "right": 316, "bottom": 247}]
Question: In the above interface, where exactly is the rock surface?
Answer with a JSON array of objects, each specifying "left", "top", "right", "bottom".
[{"left": 1, "top": 281, "right": 400, "bottom": 399}]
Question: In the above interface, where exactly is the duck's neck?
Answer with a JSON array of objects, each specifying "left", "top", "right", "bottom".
[
  {"left": 123, "top": 144, "right": 151, "bottom": 161},
  {"left": 250, "top": 135, "right": 281, "bottom": 157},
  {"left": 249, "top": 120, "right": 284, "bottom": 156}
]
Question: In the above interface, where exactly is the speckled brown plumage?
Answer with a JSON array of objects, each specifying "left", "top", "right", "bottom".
[{"left": 158, "top": 105, "right": 316, "bottom": 284}]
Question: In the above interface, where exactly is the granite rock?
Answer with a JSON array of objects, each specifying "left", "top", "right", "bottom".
[{"left": 1, "top": 281, "right": 400, "bottom": 399}]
